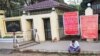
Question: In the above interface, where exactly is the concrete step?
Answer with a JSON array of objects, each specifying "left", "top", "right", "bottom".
[
  {"left": 19, "top": 42, "right": 39, "bottom": 49},
  {"left": 18, "top": 41, "right": 39, "bottom": 49},
  {"left": 18, "top": 41, "right": 34, "bottom": 46}
]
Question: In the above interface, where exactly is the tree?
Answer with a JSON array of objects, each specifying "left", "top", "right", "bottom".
[
  {"left": 0, "top": 0, "right": 24, "bottom": 17},
  {"left": 80, "top": 0, "right": 93, "bottom": 15},
  {"left": 0, "top": 0, "right": 65, "bottom": 17}
]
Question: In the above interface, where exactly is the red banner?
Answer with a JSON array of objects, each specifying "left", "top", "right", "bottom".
[
  {"left": 63, "top": 11, "right": 79, "bottom": 35},
  {"left": 80, "top": 15, "right": 98, "bottom": 39}
]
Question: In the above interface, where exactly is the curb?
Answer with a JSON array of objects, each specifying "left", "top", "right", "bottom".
[{"left": 19, "top": 49, "right": 100, "bottom": 54}]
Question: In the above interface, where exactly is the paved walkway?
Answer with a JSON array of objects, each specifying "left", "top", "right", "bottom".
[
  {"left": 0, "top": 42, "right": 13, "bottom": 49},
  {"left": 19, "top": 41, "right": 100, "bottom": 53},
  {"left": 0, "top": 41, "right": 100, "bottom": 53}
]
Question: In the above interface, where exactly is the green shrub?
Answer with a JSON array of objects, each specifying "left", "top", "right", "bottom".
[{"left": 3, "top": 36, "right": 13, "bottom": 38}]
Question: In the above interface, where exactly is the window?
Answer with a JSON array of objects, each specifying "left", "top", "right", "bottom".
[
  {"left": 58, "top": 15, "right": 63, "bottom": 28},
  {"left": 6, "top": 21, "right": 21, "bottom": 32}
]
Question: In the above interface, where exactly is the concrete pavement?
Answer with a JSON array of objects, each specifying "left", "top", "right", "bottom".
[
  {"left": 0, "top": 42, "right": 13, "bottom": 49},
  {"left": 0, "top": 41, "right": 100, "bottom": 53},
  {"left": 19, "top": 41, "right": 100, "bottom": 53}
]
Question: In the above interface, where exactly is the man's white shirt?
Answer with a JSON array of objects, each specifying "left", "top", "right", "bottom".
[{"left": 70, "top": 41, "right": 80, "bottom": 48}]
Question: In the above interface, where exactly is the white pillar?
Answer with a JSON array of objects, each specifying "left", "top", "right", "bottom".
[
  {"left": 50, "top": 11, "right": 60, "bottom": 41},
  {"left": 0, "top": 15, "right": 6, "bottom": 37},
  {"left": 0, "top": 10, "right": 6, "bottom": 37},
  {"left": 21, "top": 15, "right": 32, "bottom": 41},
  {"left": 85, "top": 3, "right": 94, "bottom": 42},
  {"left": 85, "top": 3, "right": 93, "bottom": 15},
  {"left": 33, "top": 16, "right": 45, "bottom": 42}
]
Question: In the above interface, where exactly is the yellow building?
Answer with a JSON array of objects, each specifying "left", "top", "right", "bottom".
[{"left": 0, "top": 0, "right": 75, "bottom": 42}]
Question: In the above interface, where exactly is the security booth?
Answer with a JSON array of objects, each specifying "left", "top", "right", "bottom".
[
  {"left": 22, "top": 0, "right": 76, "bottom": 42},
  {"left": 0, "top": 0, "right": 76, "bottom": 42}
]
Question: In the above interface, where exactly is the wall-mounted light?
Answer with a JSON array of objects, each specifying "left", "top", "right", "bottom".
[
  {"left": 23, "top": 10, "right": 26, "bottom": 14},
  {"left": 52, "top": 7, "right": 55, "bottom": 11},
  {"left": 87, "top": 3, "right": 91, "bottom": 7}
]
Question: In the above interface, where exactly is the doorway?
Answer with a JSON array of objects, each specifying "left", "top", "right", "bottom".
[
  {"left": 27, "top": 19, "right": 34, "bottom": 41},
  {"left": 43, "top": 18, "right": 52, "bottom": 40}
]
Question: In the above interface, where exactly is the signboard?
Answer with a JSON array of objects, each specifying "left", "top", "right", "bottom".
[
  {"left": 63, "top": 11, "right": 79, "bottom": 35},
  {"left": 6, "top": 21, "right": 21, "bottom": 32},
  {"left": 80, "top": 15, "right": 98, "bottom": 39}
]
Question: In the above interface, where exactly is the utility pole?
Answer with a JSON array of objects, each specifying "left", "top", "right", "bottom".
[{"left": 13, "top": 29, "right": 18, "bottom": 50}]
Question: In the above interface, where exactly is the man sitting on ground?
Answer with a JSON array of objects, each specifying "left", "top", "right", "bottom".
[{"left": 68, "top": 40, "right": 80, "bottom": 53}]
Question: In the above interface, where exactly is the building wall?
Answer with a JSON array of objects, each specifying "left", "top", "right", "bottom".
[
  {"left": 0, "top": 10, "right": 6, "bottom": 37},
  {"left": 21, "top": 15, "right": 32, "bottom": 41},
  {"left": 5, "top": 16, "right": 22, "bottom": 37},
  {"left": 0, "top": 10, "right": 60, "bottom": 42},
  {"left": 19, "top": 10, "right": 60, "bottom": 42},
  {"left": 0, "top": 15, "right": 6, "bottom": 37},
  {"left": 26, "top": 11, "right": 60, "bottom": 42}
]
